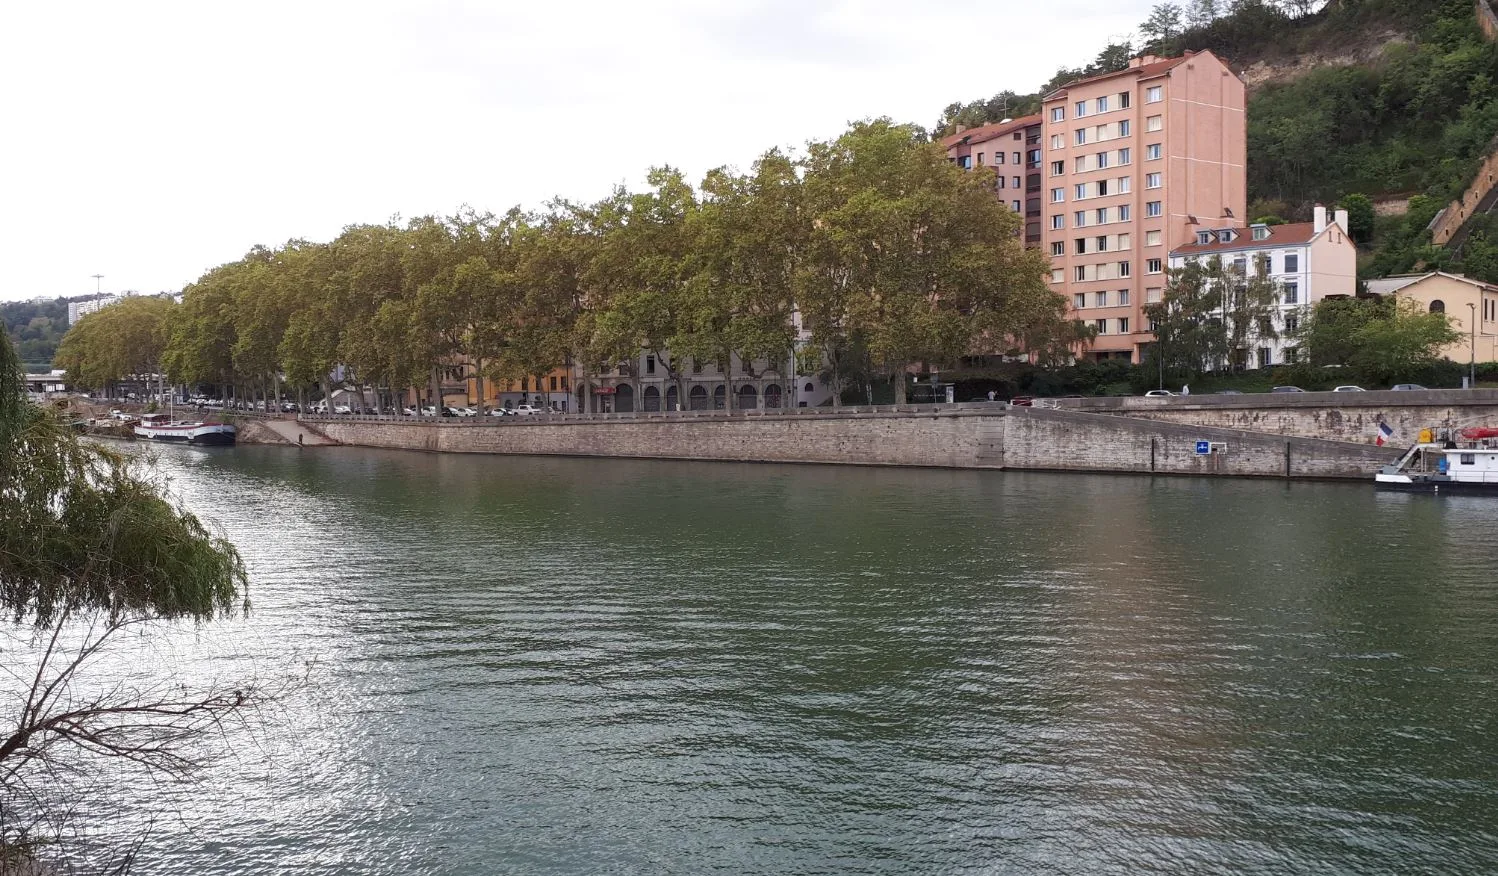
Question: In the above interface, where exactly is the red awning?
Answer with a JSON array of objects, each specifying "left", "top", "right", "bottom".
[{"left": 593, "top": 386, "right": 617, "bottom": 394}]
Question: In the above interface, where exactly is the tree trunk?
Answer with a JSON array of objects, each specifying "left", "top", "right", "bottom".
[
  {"left": 429, "top": 367, "right": 442, "bottom": 414},
  {"left": 474, "top": 359, "right": 485, "bottom": 416},
  {"left": 893, "top": 368, "right": 907, "bottom": 405}
]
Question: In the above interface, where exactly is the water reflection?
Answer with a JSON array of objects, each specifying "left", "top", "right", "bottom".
[{"left": 40, "top": 446, "right": 1498, "bottom": 875}]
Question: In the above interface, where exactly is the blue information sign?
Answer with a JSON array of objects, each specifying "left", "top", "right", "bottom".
[{"left": 1195, "top": 440, "right": 1211, "bottom": 455}]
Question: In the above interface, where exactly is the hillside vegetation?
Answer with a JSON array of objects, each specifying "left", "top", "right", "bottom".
[
  {"left": 934, "top": 0, "right": 1498, "bottom": 281},
  {"left": 1, "top": 297, "right": 77, "bottom": 369}
]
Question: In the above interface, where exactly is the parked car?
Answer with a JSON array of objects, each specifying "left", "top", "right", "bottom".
[
  {"left": 334, "top": 405, "right": 353, "bottom": 415},
  {"left": 420, "top": 406, "right": 439, "bottom": 416},
  {"left": 485, "top": 407, "right": 511, "bottom": 417},
  {"left": 453, "top": 406, "right": 478, "bottom": 417},
  {"left": 1270, "top": 386, "right": 1306, "bottom": 393},
  {"left": 1214, "top": 389, "right": 1243, "bottom": 395},
  {"left": 511, "top": 404, "right": 543, "bottom": 416},
  {"left": 1391, "top": 383, "right": 1428, "bottom": 391},
  {"left": 1009, "top": 396, "right": 1035, "bottom": 407},
  {"left": 1144, "top": 389, "right": 1176, "bottom": 398},
  {"left": 1332, "top": 385, "right": 1365, "bottom": 392}
]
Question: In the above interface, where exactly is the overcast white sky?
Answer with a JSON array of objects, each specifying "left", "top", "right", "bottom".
[{"left": 2, "top": 0, "right": 1156, "bottom": 302}]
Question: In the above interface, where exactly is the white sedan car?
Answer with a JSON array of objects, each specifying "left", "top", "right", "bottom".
[
  {"left": 511, "top": 404, "right": 544, "bottom": 416},
  {"left": 1332, "top": 385, "right": 1366, "bottom": 392}
]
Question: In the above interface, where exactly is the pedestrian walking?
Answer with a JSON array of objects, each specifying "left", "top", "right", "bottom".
[{"left": 987, "top": 390, "right": 996, "bottom": 402}]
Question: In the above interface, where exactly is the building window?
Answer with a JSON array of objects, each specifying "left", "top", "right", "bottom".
[
  {"left": 1119, "top": 91, "right": 1131, "bottom": 109},
  {"left": 1119, "top": 261, "right": 1131, "bottom": 278},
  {"left": 1075, "top": 100, "right": 1088, "bottom": 117},
  {"left": 1074, "top": 211, "right": 1088, "bottom": 227},
  {"left": 1119, "top": 119, "right": 1131, "bottom": 137},
  {"left": 1051, "top": 241, "right": 1065, "bottom": 256},
  {"left": 1051, "top": 160, "right": 1064, "bottom": 176},
  {"left": 1075, "top": 183, "right": 1087, "bottom": 199},
  {"left": 1147, "top": 258, "right": 1162, "bottom": 273},
  {"left": 998, "top": 176, "right": 1006, "bottom": 189},
  {"left": 1146, "top": 115, "right": 1162, "bottom": 132},
  {"left": 1095, "top": 208, "right": 1108, "bottom": 224},
  {"left": 1147, "top": 86, "right": 1163, "bottom": 103},
  {"left": 1075, "top": 266, "right": 1088, "bottom": 282},
  {"left": 1147, "top": 287, "right": 1163, "bottom": 303},
  {"left": 1253, "top": 226, "right": 1270, "bottom": 240},
  {"left": 1096, "top": 291, "right": 1108, "bottom": 307},
  {"left": 1146, "top": 230, "right": 1161, "bottom": 246},
  {"left": 1285, "top": 253, "right": 1299, "bottom": 272},
  {"left": 1258, "top": 348, "right": 1271, "bottom": 368},
  {"left": 1095, "top": 318, "right": 1108, "bottom": 334},
  {"left": 1051, "top": 187, "right": 1064, "bottom": 203},
  {"left": 1285, "top": 314, "right": 1298, "bottom": 333},
  {"left": 1146, "top": 172, "right": 1162, "bottom": 188},
  {"left": 1118, "top": 317, "right": 1129, "bottom": 334},
  {"left": 1116, "top": 177, "right": 1129, "bottom": 194},
  {"left": 1075, "top": 238, "right": 1087, "bottom": 255},
  {"left": 1098, "top": 180, "right": 1110, "bottom": 197},
  {"left": 1012, "top": 175, "right": 1021, "bottom": 189},
  {"left": 1052, "top": 215, "right": 1064, "bottom": 230},
  {"left": 1146, "top": 201, "right": 1162, "bottom": 217},
  {"left": 1284, "top": 282, "right": 1299, "bottom": 304},
  {"left": 1051, "top": 268, "right": 1065, "bottom": 283},
  {"left": 1119, "top": 289, "right": 1130, "bottom": 306},
  {"left": 1051, "top": 134, "right": 1064, "bottom": 149},
  {"left": 1097, "top": 96, "right": 1109, "bottom": 113},
  {"left": 1430, "top": 299, "right": 1445, "bottom": 314},
  {"left": 1012, "top": 200, "right": 1021, "bottom": 212},
  {"left": 1118, "top": 204, "right": 1131, "bottom": 221},
  {"left": 1118, "top": 147, "right": 1131, "bottom": 165},
  {"left": 1096, "top": 151, "right": 1109, "bottom": 169},
  {"left": 646, "top": 355, "right": 656, "bottom": 375},
  {"left": 1051, "top": 107, "right": 1065, "bottom": 122},
  {"left": 1075, "top": 129, "right": 1088, "bottom": 146},
  {"left": 1146, "top": 143, "right": 1162, "bottom": 160},
  {"left": 1074, "top": 293, "right": 1087, "bottom": 309},
  {"left": 1013, "top": 152, "right": 1021, "bottom": 165},
  {"left": 1096, "top": 235, "right": 1109, "bottom": 252},
  {"left": 976, "top": 152, "right": 985, "bottom": 166},
  {"left": 1074, "top": 156, "right": 1088, "bottom": 173}
]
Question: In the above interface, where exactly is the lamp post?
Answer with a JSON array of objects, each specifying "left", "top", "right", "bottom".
[{"left": 1469, "top": 302, "right": 1477, "bottom": 388}]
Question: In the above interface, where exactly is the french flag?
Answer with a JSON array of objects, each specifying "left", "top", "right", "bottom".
[{"left": 1375, "top": 422, "right": 1394, "bottom": 446}]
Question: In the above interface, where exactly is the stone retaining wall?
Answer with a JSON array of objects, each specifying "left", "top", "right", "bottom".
[
  {"left": 308, "top": 408, "right": 1399, "bottom": 480},
  {"left": 1056, "top": 389, "right": 1498, "bottom": 444}
]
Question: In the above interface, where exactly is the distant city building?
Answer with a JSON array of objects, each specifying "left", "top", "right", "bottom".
[
  {"left": 1168, "top": 205, "right": 1357, "bottom": 368},
  {"left": 68, "top": 295, "right": 121, "bottom": 325}
]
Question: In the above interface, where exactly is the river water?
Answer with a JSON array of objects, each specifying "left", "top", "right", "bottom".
[{"left": 45, "top": 445, "right": 1498, "bottom": 874}]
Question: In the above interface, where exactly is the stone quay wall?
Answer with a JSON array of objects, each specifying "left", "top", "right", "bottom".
[
  {"left": 305, "top": 406, "right": 1400, "bottom": 480},
  {"left": 1056, "top": 389, "right": 1498, "bottom": 444}
]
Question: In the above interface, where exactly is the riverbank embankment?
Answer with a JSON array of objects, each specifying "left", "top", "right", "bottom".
[{"left": 291, "top": 405, "right": 1400, "bottom": 480}]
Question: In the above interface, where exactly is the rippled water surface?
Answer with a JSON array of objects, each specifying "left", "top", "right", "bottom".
[{"left": 59, "top": 446, "right": 1498, "bottom": 873}]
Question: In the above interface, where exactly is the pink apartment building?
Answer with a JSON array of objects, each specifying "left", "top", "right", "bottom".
[
  {"left": 941, "top": 115, "right": 1045, "bottom": 247},
  {"left": 1041, "top": 51, "right": 1247, "bottom": 362}
]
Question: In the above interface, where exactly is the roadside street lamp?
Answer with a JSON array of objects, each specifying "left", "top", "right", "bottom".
[{"left": 1469, "top": 302, "right": 1477, "bottom": 388}]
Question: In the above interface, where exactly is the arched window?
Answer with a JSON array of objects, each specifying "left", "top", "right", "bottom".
[
  {"left": 1430, "top": 299, "right": 1445, "bottom": 314},
  {"left": 689, "top": 385, "right": 708, "bottom": 411},
  {"left": 642, "top": 385, "right": 660, "bottom": 411}
]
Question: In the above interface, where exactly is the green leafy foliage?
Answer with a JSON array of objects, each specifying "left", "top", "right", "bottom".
[
  {"left": 1, "top": 297, "right": 81, "bottom": 368},
  {"left": 1291, "top": 295, "right": 1461, "bottom": 383},
  {"left": 0, "top": 331, "right": 245, "bottom": 627}
]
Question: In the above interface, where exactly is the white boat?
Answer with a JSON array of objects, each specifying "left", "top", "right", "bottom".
[
  {"left": 1375, "top": 428, "right": 1498, "bottom": 492},
  {"left": 133, "top": 413, "right": 236, "bottom": 446}
]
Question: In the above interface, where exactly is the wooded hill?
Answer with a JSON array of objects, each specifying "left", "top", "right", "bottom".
[{"left": 933, "top": 0, "right": 1498, "bottom": 282}]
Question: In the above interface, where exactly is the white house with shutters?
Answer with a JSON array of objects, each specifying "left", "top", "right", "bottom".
[{"left": 1166, "top": 205, "right": 1357, "bottom": 368}]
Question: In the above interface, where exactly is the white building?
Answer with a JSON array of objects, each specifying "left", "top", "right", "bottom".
[
  {"left": 1167, "top": 205, "right": 1357, "bottom": 368},
  {"left": 67, "top": 295, "right": 121, "bottom": 326}
]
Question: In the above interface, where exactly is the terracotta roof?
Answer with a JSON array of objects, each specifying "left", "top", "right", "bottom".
[
  {"left": 1170, "top": 222, "right": 1319, "bottom": 256},
  {"left": 1044, "top": 53, "right": 1194, "bottom": 99},
  {"left": 940, "top": 114, "right": 1042, "bottom": 150}
]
